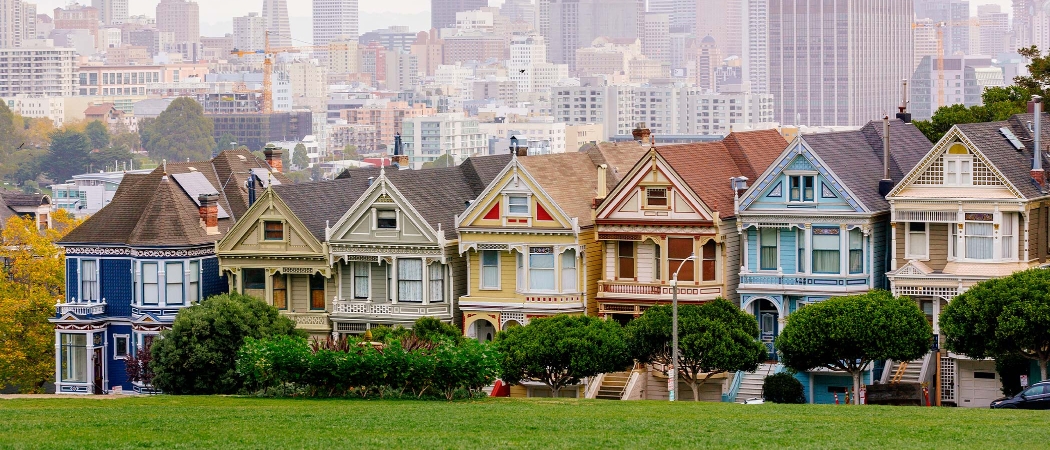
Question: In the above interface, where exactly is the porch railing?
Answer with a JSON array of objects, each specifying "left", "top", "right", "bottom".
[
  {"left": 739, "top": 274, "right": 869, "bottom": 288},
  {"left": 597, "top": 281, "right": 721, "bottom": 300},
  {"left": 332, "top": 300, "right": 452, "bottom": 317},
  {"left": 56, "top": 301, "right": 107, "bottom": 316}
]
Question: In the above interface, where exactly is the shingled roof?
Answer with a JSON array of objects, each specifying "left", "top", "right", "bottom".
[
  {"left": 0, "top": 190, "right": 50, "bottom": 226},
  {"left": 656, "top": 130, "right": 789, "bottom": 218},
  {"left": 59, "top": 149, "right": 283, "bottom": 247},
  {"left": 953, "top": 112, "right": 1050, "bottom": 199},
  {"left": 803, "top": 119, "right": 932, "bottom": 211}
]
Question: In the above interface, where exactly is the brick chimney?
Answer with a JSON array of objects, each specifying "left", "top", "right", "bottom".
[
  {"left": 198, "top": 193, "right": 220, "bottom": 235},
  {"left": 516, "top": 146, "right": 529, "bottom": 157},
  {"left": 632, "top": 122, "right": 651, "bottom": 143},
  {"left": 263, "top": 144, "right": 283, "bottom": 173}
]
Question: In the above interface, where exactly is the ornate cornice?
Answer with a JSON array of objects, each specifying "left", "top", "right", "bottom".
[
  {"left": 330, "top": 244, "right": 444, "bottom": 256},
  {"left": 596, "top": 224, "right": 717, "bottom": 235},
  {"left": 64, "top": 246, "right": 215, "bottom": 258}
]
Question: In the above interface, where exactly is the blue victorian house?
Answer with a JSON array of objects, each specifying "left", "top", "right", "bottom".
[
  {"left": 52, "top": 149, "right": 285, "bottom": 394},
  {"left": 732, "top": 118, "right": 931, "bottom": 402}
]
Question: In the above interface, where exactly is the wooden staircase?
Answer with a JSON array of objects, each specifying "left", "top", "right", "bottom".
[
  {"left": 889, "top": 358, "right": 923, "bottom": 384},
  {"left": 734, "top": 363, "right": 777, "bottom": 403},
  {"left": 595, "top": 371, "right": 632, "bottom": 400}
]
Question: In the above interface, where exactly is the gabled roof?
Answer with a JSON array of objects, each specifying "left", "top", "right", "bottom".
[
  {"left": 0, "top": 190, "right": 50, "bottom": 225},
  {"left": 84, "top": 103, "right": 119, "bottom": 116},
  {"left": 954, "top": 113, "right": 1050, "bottom": 199},
  {"left": 802, "top": 119, "right": 931, "bottom": 211},
  {"left": 655, "top": 130, "right": 788, "bottom": 217},
  {"left": 59, "top": 149, "right": 283, "bottom": 247}
]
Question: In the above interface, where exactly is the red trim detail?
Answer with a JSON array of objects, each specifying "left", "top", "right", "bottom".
[
  {"left": 483, "top": 202, "right": 500, "bottom": 220},
  {"left": 536, "top": 203, "right": 554, "bottom": 221}
]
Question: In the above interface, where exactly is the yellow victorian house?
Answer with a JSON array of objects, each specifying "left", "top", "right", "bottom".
[{"left": 457, "top": 144, "right": 647, "bottom": 341}]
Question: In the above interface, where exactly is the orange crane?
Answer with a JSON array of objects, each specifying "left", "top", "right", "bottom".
[
  {"left": 913, "top": 19, "right": 980, "bottom": 110},
  {"left": 230, "top": 31, "right": 321, "bottom": 114}
]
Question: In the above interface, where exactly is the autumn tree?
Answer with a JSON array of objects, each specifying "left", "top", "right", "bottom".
[
  {"left": 0, "top": 211, "right": 80, "bottom": 393},
  {"left": 140, "top": 97, "right": 215, "bottom": 162},
  {"left": 626, "top": 299, "right": 767, "bottom": 401}
]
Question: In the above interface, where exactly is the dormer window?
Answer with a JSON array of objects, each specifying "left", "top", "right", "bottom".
[
  {"left": 263, "top": 221, "right": 284, "bottom": 240},
  {"left": 789, "top": 175, "right": 814, "bottom": 202},
  {"left": 508, "top": 195, "right": 529, "bottom": 215},
  {"left": 376, "top": 210, "right": 397, "bottom": 229},
  {"left": 645, "top": 187, "right": 668, "bottom": 208},
  {"left": 944, "top": 143, "right": 973, "bottom": 186}
]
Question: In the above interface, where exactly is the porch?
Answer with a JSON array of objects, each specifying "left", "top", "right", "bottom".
[{"left": 738, "top": 273, "right": 870, "bottom": 294}]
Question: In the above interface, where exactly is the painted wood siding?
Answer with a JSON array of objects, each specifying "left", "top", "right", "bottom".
[
  {"left": 66, "top": 258, "right": 78, "bottom": 302},
  {"left": 637, "top": 241, "right": 656, "bottom": 283},
  {"left": 604, "top": 241, "right": 615, "bottom": 280},
  {"left": 723, "top": 218, "right": 741, "bottom": 305},
  {"left": 100, "top": 259, "right": 132, "bottom": 317},
  {"left": 894, "top": 222, "right": 905, "bottom": 268},
  {"left": 779, "top": 229, "right": 796, "bottom": 274},
  {"left": 872, "top": 215, "right": 889, "bottom": 290},
  {"left": 290, "top": 274, "right": 309, "bottom": 311},
  {"left": 468, "top": 251, "right": 518, "bottom": 300},
  {"left": 202, "top": 257, "right": 227, "bottom": 299},
  {"left": 928, "top": 223, "right": 949, "bottom": 271},
  {"left": 339, "top": 262, "right": 353, "bottom": 299},
  {"left": 581, "top": 229, "right": 601, "bottom": 317},
  {"left": 447, "top": 248, "right": 468, "bottom": 327},
  {"left": 747, "top": 228, "right": 758, "bottom": 272},
  {"left": 371, "top": 264, "right": 387, "bottom": 302}
]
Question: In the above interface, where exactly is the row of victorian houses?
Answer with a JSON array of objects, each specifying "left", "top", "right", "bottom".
[{"left": 49, "top": 106, "right": 1050, "bottom": 405}]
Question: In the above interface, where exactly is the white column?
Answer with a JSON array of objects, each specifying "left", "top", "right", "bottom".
[
  {"left": 740, "top": 228, "right": 748, "bottom": 272},
  {"left": 804, "top": 224, "right": 813, "bottom": 275},
  {"left": 840, "top": 225, "right": 848, "bottom": 276},
  {"left": 890, "top": 222, "right": 898, "bottom": 270},
  {"left": 390, "top": 257, "right": 398, "bottom": 304},
  {"left": 423, "top": 258, "right": 430, "bottom": 305}
]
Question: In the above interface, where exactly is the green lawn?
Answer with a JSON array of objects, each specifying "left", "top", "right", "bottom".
[{"left": 0, "top": 396, "right": 1046, "bottom": 449}]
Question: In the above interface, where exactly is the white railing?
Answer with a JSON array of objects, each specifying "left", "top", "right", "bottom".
[
  {"left": 739, "top": 274, "right": 869, "bottom": 288},
  {"left": 598, "top": 281, "right": 721, "bottom": 300},
  {"left": 56, "top": 301, "right": 106, "bottom": 316},
  {"left": 332, "top": 301, "right": 451, "bottom": 317}
]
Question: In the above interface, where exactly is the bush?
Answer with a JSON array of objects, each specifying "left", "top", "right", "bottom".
[
  {"left": 236, "top": 317, "right": 500, "bottom": 400},
  {"left": 762, "top": 372, "right": 806, "bottom": 404},
  {"left": 150, "top": 292, "right": 303, "bottom": 394}
]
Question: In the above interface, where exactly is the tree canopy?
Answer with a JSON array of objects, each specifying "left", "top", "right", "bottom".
[
  {"left": 84, "top": 121, "right": 110, "bottom": 150},
  {"left": 422, "top": 154, "right": 455, "bottom": 169},
  {"left": 777, "top": 290, "right": 931, "bottom": 404},
  {"left": 292, "top": 143, "right": 309, "bottom": 170},
  {"left": 140, "top": 97, "right": 215, "bottom": 162},
  {"left": 149, "top": 292, "right": 303, "bottom": 394},
  {"left": 493, "top": 314, "right": 631, "bottom": 396},
  {"left": 940, "top": 268, "right": 1050, "bottom": 381},
  {"left": 46, "top": 128, "right": 92, "bottom": 183},
  {"left": 625, "top": 299, "right": 766, "bottom": 401}
]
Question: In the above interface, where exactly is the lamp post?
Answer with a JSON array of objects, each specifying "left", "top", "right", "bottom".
[{"left": 670, "top": 252, "right": 696, "bottom": 402}]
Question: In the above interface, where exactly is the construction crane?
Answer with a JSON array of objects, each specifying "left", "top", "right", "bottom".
[
  {"left": 913, "top": 19, "right": 981, "bottom": 110},
  {"left": 230, "top": 31, "right": 321, "bottom": 114}
]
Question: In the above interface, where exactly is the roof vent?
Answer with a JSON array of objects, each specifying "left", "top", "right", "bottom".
[
  {"left": 187, "top": 166, "right": 197, "bottom": 172},
  {"left": 1000, "top": 127, "right": 1025, "bottom": 151},
  {"left": 237, "top": 155, "right": 247, "bottom": 161}
]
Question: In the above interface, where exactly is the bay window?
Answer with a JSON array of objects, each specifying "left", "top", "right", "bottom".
[
  {"left": 188, "top": 261, "right": 199, "bottom": 302},
  {"left": 848, "top": 229, "right": 863, "bottom": 274},
  {"left": 561, "top": 250, "right": 577, "bottom": 292},
  {"left": 429, "top": 263, "right": 444, "bottom": 303},
  {"left": 617, "top": 241, "right": 635, "bottom": 279},
  {"left": 165, "top": 262, "right": 183, "bottom": 305},
  {"left": 81, "top": 260, "right": 98, "bottom": 302},
  {"left": 812, "top": 228, "right": 840, "bottom": 274},
  {"left": 142, "top": 262, "right": 159, "bottom": 305},
  {"left": 60, "top": 333, "right": 87, "bottom": 382},
  {"left": 398, "top": 259, "right": 423, "bottom": 302},
  {"left": 481, "top": 250, "right": 500, "bottom": 289},
  {"left": 906, "top": 223, "right": 928, "bottom": 259},
  {"left": 964, "top": 214, "right": 994, "bottom": 260},
  {"left": 1001, "top": 213, "right": 1017, "bottom": 260},
  {"left": 668, "top": 237, "right": 694, "bottom": 281},
  {"left": 354, "top": 263, "right": 369, "bottom": 299},
  {"left": 759, "top": 229, "right": 778, "bottom": 271},
  {"left": 528, "top": 247, "right": 555, "bottom": 291}
]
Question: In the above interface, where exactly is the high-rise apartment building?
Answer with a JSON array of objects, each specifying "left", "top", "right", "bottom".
[
  {"left": 548, "top": 0, "right": 641, "bottom": 72},
  {"left": 0, "top": 40, "right": 77, "bottom": 97},
  {"left": 977, "top": 5, "right": 1009, "bottom": 57},
  {"left": 914, "top": 0, "right": 972, "bottom": 55},
  {"left": 92, "top": 0, "right": 127, "bottom": 26},
  {"left": 500, "top": 0, "right": 535, "bottom": 24},
  {"left": 914, "top": 19, "right": 938, "bottom": 70},
  {"left": 743, "top": 0, "right": 768, "bottom": 94},
  {"left": 401, "top": 112, "right": 486, "bottom": 168},
  {"left": 697, "top": 0, "right": 742, "bottom": 58},
  {"left": 0, "top": 0, "right": 36, "bottom": 48},
  {"left": 909, "top": 55, "right": 1001, "bottom": 120},
  {"left": 156, "top": 0, "right": 200, "bottom": 44},
  {"left": 431, "top": 0, "right": 487, "bottom": 30},
  {"left": 762, "top": 0, "right": 913, "bottom": 127},
  {"left": 313, "top": 0, "right": 359, "bottom": 49},
  {"left": 1013, "top": 0, "right": 1035, "bottom": 49},
  {"left": 262, "top": 0, "right": 291, "bottom": 48},
  {"left": 642, "top": 13, "right": 670, "bottom": 63},
  {"left": 233, "top": 12, "right": 265, "bottom": 52}
]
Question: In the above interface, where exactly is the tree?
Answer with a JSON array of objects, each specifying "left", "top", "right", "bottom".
[
  {"left": 940, "top": 268, "right": 1050, "bottom": 382},
  {"left": 777, "top": 290, "right": 932, "bottom": 404},
  {"left": 215, "top": 132, "right": 237, "bottom": 154},
  {"left": 625, "top": 299, "right": 767, "bottom": 401},
  {"left": 23, "top": 118, "right": 54, "bottom": 149},
  {"left": 110, "top": 131, "right": 140, "bottom": 153},
  {"left": 342, "top": 144, "right": 359, "bottom": 160},
  {"left": 46, "top": 129, "right": 92, "bottom": 182},
  {"left": 149, "top": 292, "right": 303, "bottom": 394},
  {"left": 292, "top": 143, "right": 309, "bottom": 170},
  {"left": 421, "top": 154, "right": 455, "bottom": 169},
  {"left": 0, "top": 211, "right": 79, "bottom": 393},
  {"left": 84, "top": 120, "right": 110, "bottom": 150},
  {"left": 0, "top": 101, "right": 19, "bottom": 157},
  {"left": 140, "top": 97, "right": 215, "bottom": 162},
  {"left": 493, "top": 314, "right": 631, "bottom": 396}
]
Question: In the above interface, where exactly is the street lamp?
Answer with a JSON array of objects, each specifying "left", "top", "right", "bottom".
[{"left": 670, "top": 252, "right": 696, "bottom": 402}]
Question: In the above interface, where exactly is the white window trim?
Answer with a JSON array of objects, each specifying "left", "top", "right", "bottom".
[
  {"left": 113, "top": 334, "right": 130, "bottom": 359},
  {"left": 560, "top": 249, "right": 579, "bottom": 293},
  {"left": 757, "top": 228, "right": 780, "bottom": 272},
  {"left": 785, "top": 172, "right": 817, "bottom": 203},
  {"left": 525, "top": 246, "right": 558, "bottom": 294},
  {"left": 140, "top": 261, "right": 160, "bottom": 306},
  {"left": 505, "top": 193, "right": 531, "bottom": 217},
  {"left": 904, "top": 222, "right": 930, "bottom": 260},
  {"left": 480, "top": 250, "right": 501, "bottom": 290},
  {"left": 373, "top": 208, "right": 400, "bottom": 231},
  {"left": 79, "top": 259, "right": 99, "bottom": 302},
  {"left": 164, "top": 261, "right": 185, "bottom": 306}
]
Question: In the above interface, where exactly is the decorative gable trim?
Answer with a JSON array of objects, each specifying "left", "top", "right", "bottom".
[
  {"left": 888, "top": 127, "right": 1024, "bottom": 199},
  {"left": 327, "top": 169, "right": 439, "bottom": 244},
  {"left": 456, "top": 157, "right": 575, "bottom": 231},
  {"left": 738, "top": 139, "right": 867, "bottom": 212},
  {"left": 767, "top": 181, "right": 782, "bottom": 198},
  {"left": 595, "top": 150, "right": 716, "bottom": 222},
  {"left": 216, "top": 188, "right": 324, "bottom": 255}
]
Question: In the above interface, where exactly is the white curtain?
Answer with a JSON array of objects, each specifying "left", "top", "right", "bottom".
[
  {"left": 561, "top": 250, "right": 577, "bottom": 292},
  {"left": 188, "top": 261, "right": 199, "bottom": 302},
  {"left": 60, "top": 333, "right": 87, "bottom": 382},
  {"left": 482, "top": 251, "right": 499, "bottom": 289},
  {"left": 354, "top": 263, "right": 370, "bottom": 299},
  {"left": 965, "top": 222, "right": 993, "bottom": 260},
  {"left": 1001, "top": 214, "right": 1016, "bottom": 259},
  {"left": 760, "top": 228, "right": 778, "bottom": 270},
  {"left": 848, "top": 229, "right": 863, "bottom": 274},
  {"left": 429, "top": 263, "right": 444, "bottom": 303},
  {"left": 529, "top": 250, "right": 555, "bottom": 291},
  {"left": 142, "top": 263, "right": 159, "bottom": 305},
  {"left": 812, "top": 233, "right": 840, "bottom": 274},
  {"left": 398, "top": 259, "right": 423, "bottom": 302},
  {"left": 81, "top": 260, "right": 97, "bottom": 301},
  {"left": 166, "top": 262, "right": 183, "bottom": 305}
]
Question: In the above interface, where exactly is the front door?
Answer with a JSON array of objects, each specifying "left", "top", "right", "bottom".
[
  {"left": 754, "top": 299, "right": 779, "bottom": 361},
  {"left": 92, "top": 348, "right": 103, "bottom": 395}
]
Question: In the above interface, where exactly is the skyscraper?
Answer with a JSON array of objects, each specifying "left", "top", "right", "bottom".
[
  {"left": 92, "top": 0, "right": 128, "bottom": 26},
  {"left": 233, "top": 12, "right": 266, "bottom": 52},
  {"left": 763, "top": 0, "right": 913, "bottom": 126},
  {"left": 156, "top": 0, "right": 200, "bottom": 44},
  {"left": 262, "top": 0, "right": 291, "bottom": 48},
  {"left": 313, "top": 0, "right": 359, "bottom": 49},
  {"left": 0, "top": 0, "right": 36, "bottom": 48},
  {"left": 431, "top": 0, "right": 487, "bottom": 30},
  {"left": 697, "top": 0, "right": 743, "bottom": 57},
  {"left": 548, "top": 0, "right": 641, "bottom": 72}
]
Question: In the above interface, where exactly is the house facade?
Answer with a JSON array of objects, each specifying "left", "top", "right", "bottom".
[
  {"left": 886, "top": 113, "right": 1050, "bottom": 407},
  {"left": 53, "top": 150, "right": 284, "bottom": 394}
]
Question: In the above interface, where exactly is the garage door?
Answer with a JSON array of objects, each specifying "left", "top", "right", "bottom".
[{"left": 957, "top": 360, "right": 1000, "bottom": 408}]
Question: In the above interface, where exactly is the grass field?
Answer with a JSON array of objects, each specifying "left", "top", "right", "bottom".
[{"left": 1, "top": 396, "right": 1047, "bottom": 449}]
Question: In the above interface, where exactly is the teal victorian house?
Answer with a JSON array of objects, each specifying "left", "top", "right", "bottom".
[{"left": 733, "top": 119, "right": 931, "bottom": 397}]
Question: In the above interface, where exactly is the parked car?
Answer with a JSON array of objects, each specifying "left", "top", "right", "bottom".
[{"left": 990, "top": 381, "right": 1050, "bottom": 409}]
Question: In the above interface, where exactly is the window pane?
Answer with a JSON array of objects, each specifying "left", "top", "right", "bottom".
[
  {"left": 143, "top": 263, "right": 159, "bottom": 304},
  {"left": 849, "top": 229, "right": 863, "bottom": 273},
  {"left": 429, "top": 263, "right": 444, "bottom": 303},
  {"left": 618, "top": 241, "right": 635, "bottom": 279},
  {"left": 242, "top": 268, "right": 265, "bottom": 290},
  {"left": 377, "top": 210, "right": 397, "bottom": 229},
  {"left": 812, "top": 250, "right": 840, "bottom": 273},
  {"left": 702, "top": 241, "right": 716, "bottom": 281},
  {"left": 508, "top": 195, "right": 529, "bottom": 214},
  {"left": 760, "top": 229, "right": 777, "bottom": 270},
  {"left": 789, "top": 176, "right": 800, "bottom": 201},
  {"left": 529, "top": 248, "right": 555, "bottom": 290},
  {"left": 272, "top": 274, "right": 287, "bottom": 309},
  {"left": 166, "top": 262, "right": 183, "bottom": 304},
  {"left": 803, "top": 176, "right": 814, "bottom": 201},
  {"left": 60, "top": 333, "right": 87, "bottom": 382},
  {"left": 264, "top": 221, "right": 283, "bottom": 240},
  {"left": 965, "top": 222, "right": 994, "bottom": 260},
  {"left": 647, "top": 188, "right": 667, "bottom": 206},
  {"left": 354, "top": 263, "right": 370, "bottom": 299},
  {"left": 310, "top": 274, "right": 326, "bottom": 309},
  {"left": 561, "top": 250, "right": 577, "bottom": 291},
  {"left": 481, "top": 251, "right": 499, "bottom": 288},
  {"left": 188, "top": 261, "right": 199, "bottom": 302},
  {"left": 398, "top": 259, "right": 423, "bottom": 302}
]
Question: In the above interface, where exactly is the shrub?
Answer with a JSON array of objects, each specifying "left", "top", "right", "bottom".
[
  {"left": 762, "top": 372, "right": 806, "bottom": 404},
  {"left": 151, "top": 292, "right": 303, "bottom": 394}
]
